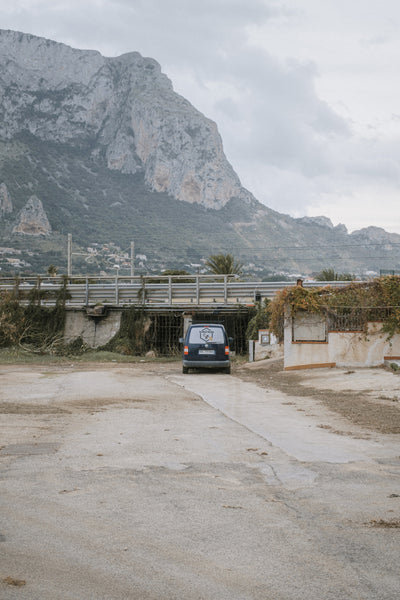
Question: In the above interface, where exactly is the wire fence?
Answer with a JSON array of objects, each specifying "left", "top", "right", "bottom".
[{"left": 324, "top": 306, "right": 399, "bottom": 331}]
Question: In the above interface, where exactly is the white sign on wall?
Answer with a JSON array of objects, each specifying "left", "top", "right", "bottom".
[{"left": 292, "top": 313, "right": 326, "bottom": 342}]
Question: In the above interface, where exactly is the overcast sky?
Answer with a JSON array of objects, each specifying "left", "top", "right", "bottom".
[{"left": 2, "top": 0, "right": 400, "bottom": 234}]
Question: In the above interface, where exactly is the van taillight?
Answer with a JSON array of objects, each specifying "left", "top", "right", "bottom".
[
  {"left": 184, "top": 346, "right": 189, "bottom": 355},
  {"left": 225, "top": 346, "right": 230, "bottom": 355}
]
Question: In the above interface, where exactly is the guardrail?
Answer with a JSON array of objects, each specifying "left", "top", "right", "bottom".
[{"left": 0, "top": 275, "right": 350, "bottom": 308}]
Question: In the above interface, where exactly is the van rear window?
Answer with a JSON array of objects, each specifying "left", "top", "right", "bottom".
[{"left": 188, "top": 326, "right": 225, "bottom": 344}]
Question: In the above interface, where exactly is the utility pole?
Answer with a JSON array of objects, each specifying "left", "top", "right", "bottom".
[
  {"left": 130, "top": 241, "right": 135, "bottom": 278},
  {"left": 67, "top": 233, "right": 72, "bottom": 276}
]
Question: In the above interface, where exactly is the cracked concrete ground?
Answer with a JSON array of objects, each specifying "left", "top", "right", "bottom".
[{"left": 0, "top": 361, "right": 399, "bottom": 600}]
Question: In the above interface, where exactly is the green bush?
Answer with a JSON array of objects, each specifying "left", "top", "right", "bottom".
[
  {"left": 0, "top": 278, "right": 71, "bottom": 354},
  {"left": 246, "top": 298, "right": 271, "bottom": 340},
  {"left": 0, "top": 291, "right": 25, "bottom": 347}
]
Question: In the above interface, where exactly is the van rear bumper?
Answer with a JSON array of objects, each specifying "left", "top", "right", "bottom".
[{"left": 183, "top": 359, "right": 230, "bottom": 368}]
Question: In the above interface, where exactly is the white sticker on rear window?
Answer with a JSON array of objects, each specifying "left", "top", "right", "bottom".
[{"left": 200, "top": 327, "right": 214, "bottom": 342}]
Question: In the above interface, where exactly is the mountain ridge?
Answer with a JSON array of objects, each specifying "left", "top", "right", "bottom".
[{"left": 0, "top": 29, "right": 399, "bottom": 276}]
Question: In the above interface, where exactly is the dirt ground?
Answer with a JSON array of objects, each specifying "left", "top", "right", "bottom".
[
  {"left": 236, "top": 358, "right": 400, "bottom": 434},
  {"left": 1, "top": 358, "right": 400, "bottom": 435}
]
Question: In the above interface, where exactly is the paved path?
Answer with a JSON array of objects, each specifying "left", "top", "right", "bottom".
[
  {"left": 0, "top": 363, "right": 399, "bottom": 600},
  {"left": 172, "top": 373, "right": 400, "bottom": 463}
]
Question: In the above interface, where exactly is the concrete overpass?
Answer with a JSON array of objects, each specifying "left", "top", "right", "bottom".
[
  {"left": 0, "top": 275, "right": 352, "bottom": 350},
  {"left": 0, "top": 274, "right": 348, "bottom": 309}
]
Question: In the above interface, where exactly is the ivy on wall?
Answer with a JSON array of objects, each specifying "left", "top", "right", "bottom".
[
  {"left": 100, "top": 306, "right": 153, "bottom": 355},
  {"left": 269, "top": 276, "right": 400, "bottom": 341}
]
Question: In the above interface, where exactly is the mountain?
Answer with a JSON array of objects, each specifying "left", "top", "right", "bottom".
[{"left": 0, "top": 29, "right": 399, "bottom": 277}]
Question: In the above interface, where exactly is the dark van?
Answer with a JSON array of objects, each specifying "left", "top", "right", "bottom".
[{"left": 180, "top": 323, "right": 232, "bottom": 374}]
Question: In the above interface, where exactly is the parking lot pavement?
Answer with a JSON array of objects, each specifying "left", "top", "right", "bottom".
[
  {"left": 0, "top": 363, "right": 399, "bottom": 600},
  {"left": 172, "top": 371, "right": 400, "bottom": 463}
]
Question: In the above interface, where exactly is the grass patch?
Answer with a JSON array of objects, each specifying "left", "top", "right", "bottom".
[{"left": 0, "top": 347, "right": 179, "bottom": 365}]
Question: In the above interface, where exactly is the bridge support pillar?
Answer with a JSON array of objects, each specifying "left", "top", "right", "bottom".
[
  {"left": 183, "top": 313, "right": 193, "bottom": 337},
  {"left": 64, "top": 308, "right": 122, "bottom": 348}
]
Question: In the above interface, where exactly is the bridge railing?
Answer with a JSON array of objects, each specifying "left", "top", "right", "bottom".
[{"left": 0, "top": 275, "right": 350, "bottom": 307}]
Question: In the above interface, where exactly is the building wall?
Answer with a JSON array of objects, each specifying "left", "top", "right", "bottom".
[{"left": 284, "top": 316, "right": 400, "bottom": 370}]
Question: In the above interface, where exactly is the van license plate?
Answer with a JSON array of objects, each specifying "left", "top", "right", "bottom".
[{"left": 199, "top": 349, "right": 215, "bottom": 355}]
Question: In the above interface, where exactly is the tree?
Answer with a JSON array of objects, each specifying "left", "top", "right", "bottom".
[
  {"left": 47, "top": 264, "right": 58, "bottom": 277},
  {"left": 316, "top": 268, "right": 355, "bottom": 282},
  {"left": 205, "top": 253, "right": 243, "bottom": 276},
  {"left": 339, "top": 272, "right": 357, "bottom": 281},
  {"left": 152, "top": 270, "right": 192, "bottom": 283},
  {"left": 246, "top": 298, "right": 271, "bottom": 340},
  {"left": 161, "top": 270, "right": 190, "bottom": 277}
]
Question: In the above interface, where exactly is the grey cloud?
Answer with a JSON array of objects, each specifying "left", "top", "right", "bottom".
[
  {"left": 31, "top": 0, "right": 281, "bottom": 62},
  {"left": 342, "top": 138, "right": 400, "bottom": 183},
  {"left": 360, "top": 35, "right": 391, "bottom": 47},
  {"left": 214, "top": 97, "right": 243, "bottom": 121},
  {"left": 203, "top": 47, "right": 350, "bottom": 177}
]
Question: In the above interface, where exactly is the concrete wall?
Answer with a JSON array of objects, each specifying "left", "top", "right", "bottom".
[
  {"left": 254, "top": 329, "right": 281, "bottom": 361},
  {"left": 292, "top": 312, "right": 327, "bottom": 342},
  {"left": 64, "top": 309, "right": 122, "bottom": 348},
  {"left": 284, "top": 317, "right": 400, "bottom": 370},
  {"left": 254, "top": 341, "right": 282, "bottom": 361}
]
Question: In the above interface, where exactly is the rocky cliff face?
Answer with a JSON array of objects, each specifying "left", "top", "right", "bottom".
[
  {"left": 0, "top": 29, "right": 249, "bottom": 210},
  {"left": 0, "top": 183, "right": 13, "bottom": 217},
  {"left": 13, "top": 195, "right": 51, "bottom": 235}
]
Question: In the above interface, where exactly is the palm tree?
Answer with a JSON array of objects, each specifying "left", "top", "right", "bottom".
[
  {"left": 316, "top": 268, "right": 338, "bottom": 281},
  {"left": 205, "top": 253, "right": 243, "bottom": 275},
  {"left": 316, "top": 268, "right": 355, "bottom": 281},
  {"left": 47, "top": 264, "right": 58, "bottom": 277}
]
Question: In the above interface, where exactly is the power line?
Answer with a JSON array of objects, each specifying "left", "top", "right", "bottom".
[
  {"left": 83, "top": 238, "right": 400, "bottom": 268},
  {"left": 116, "top": 248, "right": 400, "bottom": 262},
  {"left": 115, "top": 240, "right": 400, "bottom": 253}
]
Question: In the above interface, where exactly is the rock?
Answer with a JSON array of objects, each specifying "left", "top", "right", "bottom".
[
  {"left": 297, "top": 215, "right": 334, "bottom": 229},
  {"left": 13, "top": 195, "right": 51, "bottom": 235},
  {"left": 0, "top": 182, "right": 13, "bottom": 217},
  {"left": 351, "top": 226, "right": 398, "bottom": 244},
  {"left": 334, "top": 223, "right": 348, "bottom": 235},
  {"left": 86, "top": 305, "right": 107, "bottom": 316},
  {"left": 0, "top": 29, "right": 251, "bottom": 211}
]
